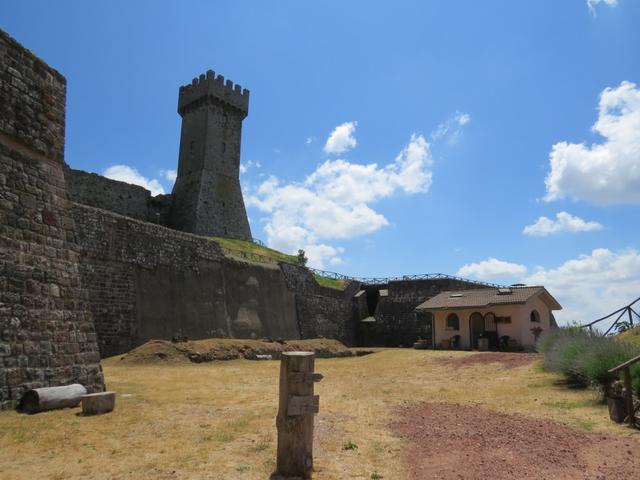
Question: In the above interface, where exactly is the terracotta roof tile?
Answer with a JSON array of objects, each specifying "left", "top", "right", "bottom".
[{"left": 416, "top": 286, "right": 561, "bottom": 311}]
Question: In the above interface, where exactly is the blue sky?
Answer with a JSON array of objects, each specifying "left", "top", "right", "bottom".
[{"left": 3, "top": 0, "right": 639, "bottom": 325}]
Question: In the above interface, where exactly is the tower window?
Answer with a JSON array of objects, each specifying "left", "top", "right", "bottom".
[
  {"left": 222, "top": 142, "right": 226, "bottom": 153},
  {"left": 190, "top": 141, "right": 195, "bottom": 153}
]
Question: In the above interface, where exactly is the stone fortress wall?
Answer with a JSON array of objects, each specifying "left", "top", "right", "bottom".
[
  {"left": 1, "top": 28, "right": 495, "bottom": 409},
  {"left": 0, "top": 29, "right": 104, "bottom": 409}
]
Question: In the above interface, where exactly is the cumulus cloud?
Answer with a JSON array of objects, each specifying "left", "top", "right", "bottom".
[
  {"left": 103, "top": 165, "right": 165, "bottom": 196},
  {"left": 523, "top": 211, "right": 603, "bottom": 236},
  {"left": 587, "top": 0, "right": 617, "bottom": 15},
  {"left": 457, "top": 258, "right": 528, "bottom": 280},
  {"left": 524, "top": 248, "right": 640, "bottom": 327},
  {"left": 431, "top": 111, "right": 472, "bottom": 144},
  {"left": 324, "top": 121, "right": 357, "bottom": 154},
  {"left": 160, "top": 169, "right": 177, "bottom": 182},
  {"left": 303, "top": 244, "right": 345, "bottom": 269},
  {"left": 240, "top": 160, "right": 261, "bottom": 175},
  {"left": 247, "top": 134, "right": 433, "bottom": 262},
  {"left": 544, "top": 81, "right": 640, "bottom": 204}
]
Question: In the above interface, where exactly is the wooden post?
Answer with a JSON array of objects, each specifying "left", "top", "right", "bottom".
[
  {"left": 274, "top": 351, "right": 323, "bottom": 479},
  {"left": 623, "top": 367, "right": 635, "bottom": 426}
]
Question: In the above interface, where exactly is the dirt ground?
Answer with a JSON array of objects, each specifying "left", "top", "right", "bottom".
[
  {"left": 392, "top": 402, "right": 640, "bottom": 479},
  {"left": 2, "top": 349, "right": 639, "bottom": 479},
  {"left": 116, "top": 338, "right": 364, "bottom": 364},
  {"left": 433, "top": 352, "right": 541, "bottom": 369}
]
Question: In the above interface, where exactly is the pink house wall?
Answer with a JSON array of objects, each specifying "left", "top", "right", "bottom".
[{"left": 432, "top": 293, "right": 554, "bottom": 350}]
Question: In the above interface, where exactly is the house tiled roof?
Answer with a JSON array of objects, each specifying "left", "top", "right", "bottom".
[{"left": 415, "top": 286, "right": 562, "bottom": 311}]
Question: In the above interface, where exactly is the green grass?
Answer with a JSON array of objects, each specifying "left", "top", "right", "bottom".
[
  {"left": 211, "top": 237, "right": 299, "bottom": 264},
  {"left": 314, "top": 274, "right": 346, "bottom": 290},
  {"left": 211, "top": 237, "right": 347, "bottom": 290}
]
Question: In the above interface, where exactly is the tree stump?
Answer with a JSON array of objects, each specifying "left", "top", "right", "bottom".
[
  {"left": 81, "top": 391, "right": 116, "bottom": 415},
  {"left": 274, "top": 351, "right": 323, "bottom": 480}
]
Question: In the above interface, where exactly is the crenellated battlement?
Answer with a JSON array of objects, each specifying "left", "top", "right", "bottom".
[{"left": 178, "top": 69, "right": 249, "bottom": 116}]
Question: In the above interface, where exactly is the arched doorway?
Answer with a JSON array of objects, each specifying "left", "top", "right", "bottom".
[{"left": 469, "top": 312, "right": 484, "bottom": 349}]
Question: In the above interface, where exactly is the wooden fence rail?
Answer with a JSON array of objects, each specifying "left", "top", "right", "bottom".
[{"left": 608, "top": 353, "right": 640, "bottom": 427}]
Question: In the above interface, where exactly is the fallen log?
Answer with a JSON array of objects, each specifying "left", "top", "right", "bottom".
[{"left": 17, "top": 384, "right": 88, "bottom": 414}]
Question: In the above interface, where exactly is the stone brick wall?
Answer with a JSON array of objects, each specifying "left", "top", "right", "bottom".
[
  {"left": 0, "top": 29, "right": 104, "bottom": 409},
  {"left": 0, "top": 31, "right": 65, "bottom": 162},
  {"left": 357, "top": 278, "right": 487, "bottom": 347},
  {"left": 65, "top": 167, "right": 172, "bottom": 225},
  {"left": 280, "top": 264, "right": 359, "bottom": 346},
  {"left": 72, "top": 204, "right": 300, "bottom": 357}
]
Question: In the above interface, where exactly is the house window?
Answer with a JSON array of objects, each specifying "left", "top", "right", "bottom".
[
  {"left": 530, "top": 310, "right": 541, "bottom": 323},
  {"left": 446, "top": 313, "right": 460, "bottom": 331}
]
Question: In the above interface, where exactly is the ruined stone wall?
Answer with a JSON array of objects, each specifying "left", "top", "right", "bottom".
[
  {"left": 72, "top": 204, "right": 299, "bottom": 357},
  {"left": 0, "top": 29, "right": 104, "bottom": 409},
  {"left": 65, "top": 166, "right": 172, "bottom": 225}
]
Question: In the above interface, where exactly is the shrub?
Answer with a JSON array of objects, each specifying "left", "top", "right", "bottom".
[
  {"left": 574, "top": 339, "right": 640, "bottom": 396},
  {"left": 342, "top": 440, "right": 358, "bottom": 451},
  {"left": 539, "top": 327, "right": 640, "bottom": 398}
]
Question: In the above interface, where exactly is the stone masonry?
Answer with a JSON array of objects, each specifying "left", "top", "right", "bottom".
[
  {"left": 170, "top": 71, "right": 252, "bottom": 240},
  {"left": 0, "top": 29, "right": 104, "bottom": 409}
]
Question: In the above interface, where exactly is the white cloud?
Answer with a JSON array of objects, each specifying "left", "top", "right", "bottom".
[
  {"left": 457, "top": 258, "right": 528, "bottom": 279},
  {"left": 240, "top": 160, "right": 261, "bottom": 175},
  {"left": 431, "top": 111, "right": 472, "bottom": 144},
  {"left": 523, "top": 211, "right": 603, "bottom": 236},
  {"left": 324, "top": 121, "right": 357, "bottom": 155},
  {"left": 305, "top": 137, "right": 314, "bottom": 145},
  {"left": 160, "top": 169, "right": 177, "bottom": 182},
  {"left": 247, "top": 134, "right": 433, "bottom": 256},
  {"left": 303, "top": 244, "right": 345, "bottom": 270},
  {"left": 545, "top": 81, "right": 640, "bottom": 204},
  {"left": 103, "top": 165, "right": 165, "bottom": 196},
  {"left": 524, "top": 248, "right": 640, "bottom": 327},
  {"left": 587, "top": 0, "right": 617, "bottom": 15}
]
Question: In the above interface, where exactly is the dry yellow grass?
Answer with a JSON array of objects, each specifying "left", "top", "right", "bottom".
[{"left": 1, "top": 349, "right": 638, "bottom": 480}]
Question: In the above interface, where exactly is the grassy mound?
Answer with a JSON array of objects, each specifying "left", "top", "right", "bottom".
[
  {"left": 617, "top": 326, "right": 640, "bottom": 347},
  {"left": 114, "top": 338, "right": 359, "bottom": 365}
]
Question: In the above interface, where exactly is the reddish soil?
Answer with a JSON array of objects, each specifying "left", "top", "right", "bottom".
[
  {"left": 433, "top": 352, "right": 541, "bottom": 369},
  {"left": 391, "top": 402, "right": 640, "bottom": 479}
]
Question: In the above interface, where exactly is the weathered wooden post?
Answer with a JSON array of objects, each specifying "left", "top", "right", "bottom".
[
  {"left": 274, "top": 351, "right": 323, "bottom": 479},
  {"left": 609, "top": 353, "right": 640, "bottom": 427}
]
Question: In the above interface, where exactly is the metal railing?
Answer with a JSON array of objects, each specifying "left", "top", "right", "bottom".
[
  {"left": 306, "top": 268, "right": 506, "bottom": 288},
  {"left": 580, "top": 296, "right": 640, "bottom": 335}
]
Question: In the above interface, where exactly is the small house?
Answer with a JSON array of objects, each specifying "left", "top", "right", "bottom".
[{"left": 415, "top": 286, "right": 561, "bottom": 350}]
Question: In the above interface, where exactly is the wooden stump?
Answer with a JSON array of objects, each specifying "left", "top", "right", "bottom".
[
  {"left": 17, "top": 384, "right": 87, "bottom": 414},
  {"left": 81, "top": 391, "right": 116, "bottom": 415},
  {"left": 274, "top": 351, "right": 322, "bottom": 480}
]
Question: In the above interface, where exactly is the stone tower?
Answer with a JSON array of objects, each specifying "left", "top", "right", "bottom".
[{"left": 170, "top": 70, "right": 252, "bottom": 239}]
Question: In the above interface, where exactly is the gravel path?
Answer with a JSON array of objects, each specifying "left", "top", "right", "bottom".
[
  {"left": 433, "top": 352, "right": 541, "bottom": 369},
  {"left": 391, "top": 402, "right": 640, "bottom": 479}
]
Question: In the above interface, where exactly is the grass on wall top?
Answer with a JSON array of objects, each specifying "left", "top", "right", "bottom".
[
  {"left": 210, "top": 237, "right": 346, "bottom": 290},
  {"left": 211, "top": 237, "right": 299, "bottom": 264}
]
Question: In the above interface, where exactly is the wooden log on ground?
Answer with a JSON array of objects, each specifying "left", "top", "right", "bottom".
[
  {"left": 17, "top": 384, "right": 87, "bottom": 414},
  {"left": 81, "top": 391, "right": 116, "bottom": 415},
  {"left": 274, "top": 351, "right": 322, "bottom": 479}
]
